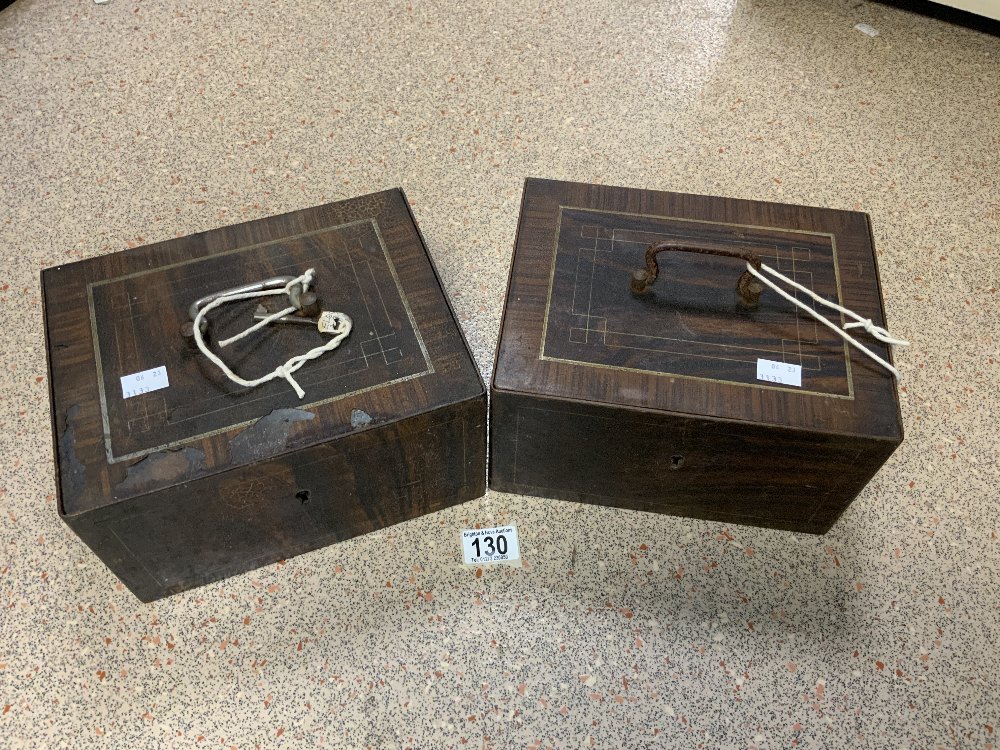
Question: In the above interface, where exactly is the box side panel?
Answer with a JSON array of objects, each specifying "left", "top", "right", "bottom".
[
  {"left": 490, "top": 391, "right": 899, "bottom": 534},
  {"left": 802, "top": 434, "right": 899, "bottom": 532},
  {"left": 864, "top": 212, "right": 904, "bottom": 440},
  {"left": 293, "top": 394, "right": 486, "bottom": 539},
  {"left": 68, "top": 395, "right": 486, "bottom": 601},
  {"left": 42, "top": 268, "right": 72, "bottom": 519}
]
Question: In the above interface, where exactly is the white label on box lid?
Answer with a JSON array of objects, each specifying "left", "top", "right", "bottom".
[
  {"left": 121, "top": 366, "right": 169, "bottom": 399},
  {"left": 756, "top": 359, "right": 802, "bottom": 387}
]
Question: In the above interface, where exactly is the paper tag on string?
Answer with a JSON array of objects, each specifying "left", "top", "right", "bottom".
[{"left": 318, "top": 312, "right": 345, "bottom": 334}]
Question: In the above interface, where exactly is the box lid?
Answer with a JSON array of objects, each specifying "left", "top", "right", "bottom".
[
  {"left": 44, "top": 189, "right": 484, "bottom": 516},
  {"left": 494, "top": 178, "right": 902, "bottom": 440}
]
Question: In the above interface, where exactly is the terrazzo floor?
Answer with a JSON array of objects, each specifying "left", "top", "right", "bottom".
[{"left": 2, "top": 0, "right": 999, "bottom": 748}]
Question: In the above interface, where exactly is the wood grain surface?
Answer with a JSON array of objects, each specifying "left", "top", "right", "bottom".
[
  {"left": 43, "top": 190, "right": 486, "bottom": 599},
  {"left": 490, "top": 178, "right": 902, "bottom": 534},
  {"left": 494, "top": 178, "right": 902, "bottom": 438}
]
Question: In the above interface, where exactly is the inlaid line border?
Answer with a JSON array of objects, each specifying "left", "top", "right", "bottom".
[
  {"left": 88, "top": 218, "right": 433, "bottom": 463},
  {"left": 538, "top": 205, "right": 855, "bottom": 400}
]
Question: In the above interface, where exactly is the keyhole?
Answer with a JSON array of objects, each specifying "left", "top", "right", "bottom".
[
  {"left": 670, "top": 455, "right": 684, "bottom": 470},
  {"left": 296, "top": 489, "right": 311, "bottom": 505}
]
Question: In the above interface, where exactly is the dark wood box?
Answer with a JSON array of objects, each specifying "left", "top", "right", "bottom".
[
  {"left": 490, "top": 179, "right": 903, "bottom": 534},
  {"left": 43, "top": 190, "right": 486, "bottom": 601}
]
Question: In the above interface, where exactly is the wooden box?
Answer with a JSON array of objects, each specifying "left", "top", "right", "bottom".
[
  {"left": 490, "top": 179, "right": 903, "bottom": 533},
  {"left": 43, "top": 190, "right": 486, "bottom": 601}
]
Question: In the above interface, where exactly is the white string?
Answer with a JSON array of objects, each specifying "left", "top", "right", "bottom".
[
  {"left": 192, "top": 269, "right": 352, "bottom": 399},
  {"left": 218, "top": 303, "right": 297, "bottom": 348},
  {"left": 757, "top": 262, "right": 909, "bottom": 346},
  {"left": 746, "top": 262, "right": 907, "bottom": 379}
]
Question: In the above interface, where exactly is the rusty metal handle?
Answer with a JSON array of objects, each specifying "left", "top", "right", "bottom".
[{"left": 630, "top": 242, "right": 765, "bottom": 308}]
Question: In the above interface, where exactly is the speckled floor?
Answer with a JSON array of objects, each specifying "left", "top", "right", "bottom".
[{"left": 1, "top": 0, "right": 998, "bottom": 748}]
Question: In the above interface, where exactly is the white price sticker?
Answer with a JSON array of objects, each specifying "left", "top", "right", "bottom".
[
  {"left": 120, "top": 366, "right": 169, "bottom": 399},
  {"left": 756, "top": 359, "right": 802, "bottom": 387},
  {"left": 461, "top": 525, "right": 521, "bottom": 566}
]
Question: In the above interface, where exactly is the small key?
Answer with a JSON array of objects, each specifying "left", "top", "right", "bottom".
[
  {"left": 253, "top": 305, "right": 351, "bottom": 335},
  {"left": 253, "top": 304, "right": 314, "bottom": 325}
]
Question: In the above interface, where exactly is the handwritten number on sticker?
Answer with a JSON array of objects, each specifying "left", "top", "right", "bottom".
[
  {"left": 121, "top": 366, "right": 169, "bottom": 399},
  {"left": 756, "top": 358, "right": 802, "bottom": 387}
]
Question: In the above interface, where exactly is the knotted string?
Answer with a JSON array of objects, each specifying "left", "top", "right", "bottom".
[
  {"left": 745, "top": 262, "right": 908, "bottom": 379},
  {"left": 192, "top": 268, "right": 352, "bottom": 399}
]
